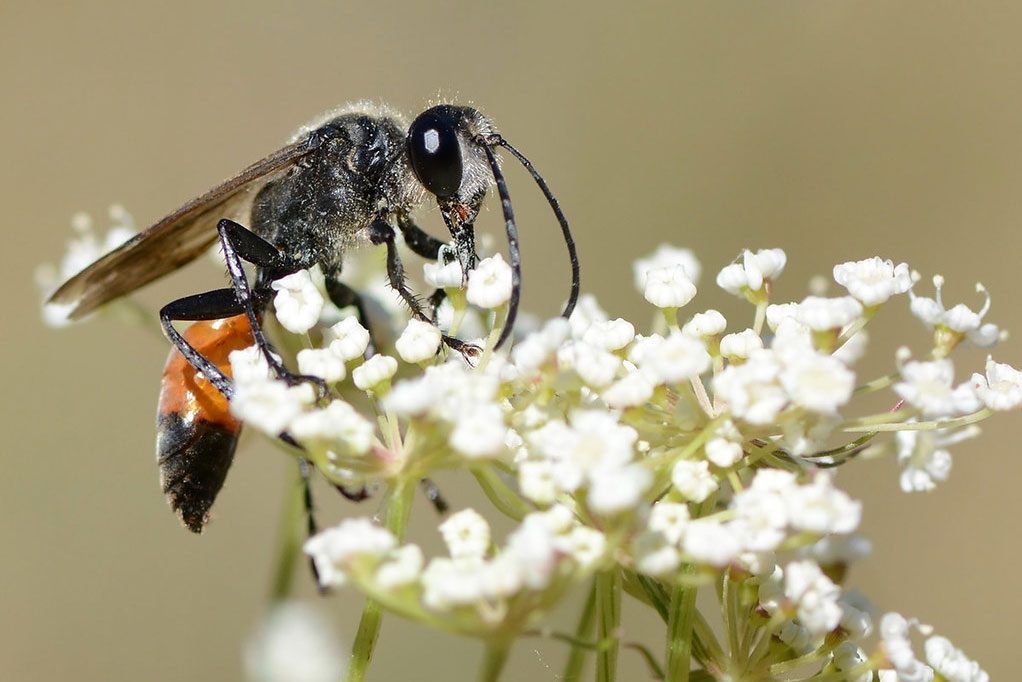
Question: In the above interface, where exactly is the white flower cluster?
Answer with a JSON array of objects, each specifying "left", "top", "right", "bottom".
[
  {"left": 36, "top": 205, "right": 137, "bottom": 326},
  {"left": 305, "top": 505, "right": 604, "bottom": 633},
  {"left": 44, "top": 225, "right": 1015, "bottom": 680},
  {"left": 284, "top": 247, "right": 1014, "bottom": 674}
]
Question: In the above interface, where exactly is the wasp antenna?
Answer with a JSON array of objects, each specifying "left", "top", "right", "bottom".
[
  {"left": 496, "top": 138, "right": 580, "bottom": 319},
  {"left": 482, "top": 145, "right": 521, "bottom": 351}
]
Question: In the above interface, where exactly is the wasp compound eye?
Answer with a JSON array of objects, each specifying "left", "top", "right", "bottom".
[{"left": 408, "top": 109, "right": 463, "bottom": 198}]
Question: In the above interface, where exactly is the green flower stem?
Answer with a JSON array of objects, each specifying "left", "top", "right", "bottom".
[
  {"left": 665, "top": 575, "right": 698, "bottom": 682},
  {"left": 472, "top": 467, "right": 531, "bottom": 521},
  {"left": 562, "top": 580, "right": 598, "bottom": 682},
  {"left": 478, "top": 641, "right": 512, "bottom": 682},
  {"left": 345, "top": 478, "right": 416, "bottom": 682},
  {"left": 843, "top": 407, "right": 992, "bottom": 433},
  {"left": 596, "top": 569, "right": 621, "bottom": 682},
  {"left": 853, "top": 371, "right": 898, "bottom": 394},
  {"left": 752, "top": 300, "right": 768, "bottom": 335},
  {"left": 269, "top": 463, "right": 310, "bottom": 601}
]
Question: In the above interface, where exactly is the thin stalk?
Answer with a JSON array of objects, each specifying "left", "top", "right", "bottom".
[
  {"left": 665, "top": 573, "right": 698, "bottom": 682},
  {"left": 345, "top": 479, "right": 416, "bottom": 682},
  {"left": 562, "top": 580, "right": 598, "bottom": 682},
  {"left": 269, "top": 463, "right": 310, "bottom": 601},
  {"left": 478, "top": 641, "right": 511, "bottom": 682},
  {"left": 596, "top": 570, "right": 621, "bottom": 682},
  {"left": 843, "top": 407, "right": 991, "bottom": 433},
  {"left": 472, "top": 467, "right": 531, "bottom": 521}
]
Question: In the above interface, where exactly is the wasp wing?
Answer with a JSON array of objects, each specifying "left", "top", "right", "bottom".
[{"left": 47, "top": 135, "right": 322, "bottom": 320}]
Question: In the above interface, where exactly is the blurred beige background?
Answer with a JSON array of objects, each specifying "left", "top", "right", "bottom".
[{"left": 3, "top": 1, "right": 1021, "bottom": 680}]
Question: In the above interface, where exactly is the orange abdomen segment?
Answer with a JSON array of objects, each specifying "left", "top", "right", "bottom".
[
  {"left": 158, "top": 314, "right": 255, "bottom": 428},
  {"left": 156, "top": 315, "right": 255, "bottom": 532}
]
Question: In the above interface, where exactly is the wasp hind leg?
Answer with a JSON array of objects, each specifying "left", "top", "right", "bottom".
[{"left": 215, "top": 219, "right": 329, "bottom": 396}]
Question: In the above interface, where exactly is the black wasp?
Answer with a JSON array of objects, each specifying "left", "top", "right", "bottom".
[{"left": 47, "top": 102, "right": 580, "bottom": 534}]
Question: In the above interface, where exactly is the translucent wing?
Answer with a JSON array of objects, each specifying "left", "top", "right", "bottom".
[{"left": 47, "top": 135, "right": 322, "bottom": 320}]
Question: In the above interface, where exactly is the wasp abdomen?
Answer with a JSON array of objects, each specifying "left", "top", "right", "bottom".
[{"left": 156, "top": 315, "right": 254, "bottom": 533}]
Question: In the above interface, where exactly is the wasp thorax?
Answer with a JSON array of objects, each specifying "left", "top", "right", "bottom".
[{"left": 407, "top": 107, "right": 464, "bottom": 198}]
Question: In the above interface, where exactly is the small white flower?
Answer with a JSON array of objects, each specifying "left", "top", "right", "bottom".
[
  {"left": 518, "top": 460, "right": 557, "bottom": 505},
  {"left": 648, "top": 501, "right": 690, "bottom": 545},
  {"left": 423, "top": 253, "right": 464, "bottom": 289},
  {"left": 421, "top": 558, "right": 485, "bottom": 610},
  {"left": 230, "top": 379, "right": 316, "bottom": 436},
  {"left": 583, "top": 318, "right": 635, "bottom": 351},
  {"left": 327, "top": 317, "right": 371, "bottom": 361},
  {"left": 683, "top": 309, "right": 727, "bottom": 337},
  {"left": 244, "top": 602, "right": 346, "bottom": 682},
  {"left": 633, "top": 244, "right": 701, "bottom": 291},
  {"left": 924, "top": 635, "right": 988, "bottom": 682},
  {"left": 304, "top": 518, "right": 397, "bottom": 588},
  {"left": 786, "top": 474, "right": 861, "bottom": 534},
  {"left": 572, "top": 342, "right": 622, "bottom": 388},
  {"left": 712, "top": 351, "right": 788, "bottom": 424},
  {"left": 705, "top": 437, "right": 743, "bottom": 467},
  {"left": 643, "top": 265, "right": 697, "bottom": 308},
  {"left": 639, "top": 331, "right": 711, "bottom": 384},
  {"left": 512, "top": 318, "right": 570, "bottom": 372},
  {"left": 895, "top": 425, "right": 977, "bottom": 492},
  {"left": 796, "top": 296, "right": 863, "bottom": 332},
  {"left": 229, "top": 345, "right": 275, "bottom": 384},
  {"left": 910, "top": 276, "right": 1000, "bottom": 348},
  {"left": 716, "top": 248, "right": 787, "bottom": 296},
  {"left": 528, "top": 410, "right": 638, "bottom": 492},
  {"left": 719, "top": 329, "right": 763, "bottom": 359},
  {"left": 352, "top": 354, "right": 398, "bottom": 391},
  {"left": 780, "top": 352, "right": 855, "bottom": 415},
  {"left": 807, "top": 534, "right": 872, "bottom": 566},
  {"left": 272, "top": 270, "right": 325, "bottom": 334},
  {"left": 765, "top": 302, "right": 800, "bottom": 331},
  {"left": 839, "top": 590, "right": 874, "bottom": 640},
  {"left": 831, "top": 642, "right": 872, "bottom": 682},
  {"left": 466, "top": 253, "right": 513, "bottom": 308},
  {"left": 567, "top": 294, "right": 609, "bottom": 338},
  {"left": 439, "top": 509, "right": 491, "bottom": 560},
  {"left": 671, "top": 459, "right": 718, "bottom": 502},
  {"left": 395, "top": 319, "right": 442, "bottom": 363},
  {"left": 784, "top": 560, "right": 842, "bottom": 636},
  {"left": 588, "top": 464, "right": 651, "bottom": 515},
  {"left": 633, "top": 532, "right": 682, "bottom": 576},
  {"left": 833, "top": 257, "right": 912, "bottom": 307},
  {"left": 777, "top": 620, "right": 816, "bottom": 656},
  {"left": 971, "top": 356, "right": 1022, "bottom": 410},
  {"left": 375, "top": 544, "right": 424, "bottom": 589},
  {"left": 880, "top": 613, "right": 935, "bottom": 682},
  {"left": 895, "top": 359, "right": 970, "bottom": 418},
  {"left": 602, "top": 370, "right": 656, "bottom": 409},
  {"left": 296, "top": 347, "right": 346, "bottom": 383},
  {"left": 504, "top": 514, "right": 560, "bottom": 589},
  {"left": 557, "top": 526, "right": 607, "bottom": 569},
  {"left": 289, "top": 400, "right": 375, "bottom": 457},
  {"left": 449, "top": 404, "right": 507, "bottom": 459},
  {"left": 682, "top": 518, "right": 741, "bottom": 566},
  {"left": 730, "top": 483, "right": 789, "bottom": 552}
]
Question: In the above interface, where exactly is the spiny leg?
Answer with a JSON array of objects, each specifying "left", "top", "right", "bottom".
[
  {"left": 160, "top": 287, "right": 246, "bottom": 398},
  {"left": 216, "top": 219, "right": 327, "bottom": 394}
]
